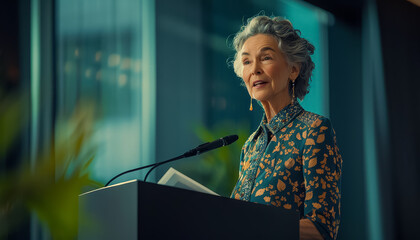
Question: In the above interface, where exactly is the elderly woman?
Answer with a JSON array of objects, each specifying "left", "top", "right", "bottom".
[{"left": 230, "top": 15, "right": 342, "bottom": 240}]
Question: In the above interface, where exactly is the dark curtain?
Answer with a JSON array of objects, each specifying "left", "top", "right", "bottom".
[{"left": 377, "top": 0, "right": 420, "bottom": 239}]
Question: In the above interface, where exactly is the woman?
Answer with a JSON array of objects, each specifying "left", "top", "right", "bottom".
[{"left": 230, "top": 15, "right": 342, "bottom": 240}]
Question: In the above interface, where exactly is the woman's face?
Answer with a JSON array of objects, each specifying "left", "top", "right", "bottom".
[{"left": 240, "top": 34, "right": 299, "bottom": 106}]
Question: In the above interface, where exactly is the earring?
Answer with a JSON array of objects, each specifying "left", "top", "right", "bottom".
[
  {"left": 291, "top": 80, "right": 296, "bottom": 105},
  {"left": 249, "top": 96, "right": 253, "bottom": 111}
]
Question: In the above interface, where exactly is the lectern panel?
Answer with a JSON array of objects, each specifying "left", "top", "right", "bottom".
[{"left": 79, "top": 180, "right": 299, "bottom": 240}]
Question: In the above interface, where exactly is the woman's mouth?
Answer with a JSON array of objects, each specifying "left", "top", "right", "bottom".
[{"left": 253, "top": 80, "right": 268, "bottom": 88}]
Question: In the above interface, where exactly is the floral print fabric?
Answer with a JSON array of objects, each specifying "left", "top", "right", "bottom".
[{"left": 231, "top": 102, "right": 342, "bottom": 240}]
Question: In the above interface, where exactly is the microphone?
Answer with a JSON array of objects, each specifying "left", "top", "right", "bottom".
[
  {"left": 105, "top": 135, "right": 239, "bottom": 186},
  {"left": 184, "top": 135, "right": 239, "bottom": 157}
]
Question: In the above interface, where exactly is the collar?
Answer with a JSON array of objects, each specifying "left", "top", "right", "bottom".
[{"left": 254, "top": 101, "right": 304, "bottom": 139}]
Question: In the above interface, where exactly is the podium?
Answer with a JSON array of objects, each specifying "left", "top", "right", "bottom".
[{"left": 78, "top": 180, "right": 299, "bottom": 239}]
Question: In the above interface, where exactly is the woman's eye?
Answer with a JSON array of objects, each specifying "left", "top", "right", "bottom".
[
  {"left": 243, "top": 60, "right": 250, "bottom": 65},
  {"left": 262, "top": 56, "right": 272, "bottom": 60}
]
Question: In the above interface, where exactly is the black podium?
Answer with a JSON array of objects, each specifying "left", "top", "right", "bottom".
[{"left": 78, "top": 180, "right": 299, "bottom": 239}]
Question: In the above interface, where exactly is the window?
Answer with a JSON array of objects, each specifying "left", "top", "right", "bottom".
[{"left": 56, "top": 0, "right": 156, "bottom": 183}]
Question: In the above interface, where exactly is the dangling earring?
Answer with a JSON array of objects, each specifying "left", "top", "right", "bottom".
[
  {"left": 249, "top": 96, "right": 253, "bottom": 111},
  {"left": 291, "top": 80, "right": 296, "bottom": 105}
]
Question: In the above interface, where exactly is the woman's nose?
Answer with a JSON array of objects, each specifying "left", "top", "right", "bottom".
[{"left": 251, "top": 62, "right": 262, "bottom": 75}]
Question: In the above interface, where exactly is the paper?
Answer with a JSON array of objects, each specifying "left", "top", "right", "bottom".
[{"left": 158, "top": 167, "right": 219, "bottom": 196}]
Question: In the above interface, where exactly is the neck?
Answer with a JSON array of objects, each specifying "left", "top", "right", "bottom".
[{"left": 261, "top": 98, "right": 293, "bottom": 123}]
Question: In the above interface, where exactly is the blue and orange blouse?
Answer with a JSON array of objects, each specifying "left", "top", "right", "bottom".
[{"left": 231, "top": 102, "right": 342, "bottom": 240}]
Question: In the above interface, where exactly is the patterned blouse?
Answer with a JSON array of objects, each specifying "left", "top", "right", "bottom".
[{"left": 231, "top": 102, "right": 342, "bottom": 240}]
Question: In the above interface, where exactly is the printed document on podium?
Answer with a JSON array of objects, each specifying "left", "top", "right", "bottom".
[{"left": 158, "top": 167, "right": 219, "bottom": 196}]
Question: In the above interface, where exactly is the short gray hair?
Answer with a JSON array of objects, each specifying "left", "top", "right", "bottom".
[{"left": 232, "top": 15, "right": 315, "bottom": 100}]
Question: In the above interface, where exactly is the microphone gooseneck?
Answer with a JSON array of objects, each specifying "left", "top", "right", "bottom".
[{"left": 105, "top": 135, "right": 239, "bottom": 186}]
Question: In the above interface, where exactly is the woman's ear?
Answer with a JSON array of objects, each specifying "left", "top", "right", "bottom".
[{"left": 289, "top": 63, "right": 301, "bottom": 81}]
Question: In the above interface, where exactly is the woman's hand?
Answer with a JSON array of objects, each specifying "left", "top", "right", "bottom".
[{"left": 300, "top": 218, "right": 323, "bottom": 240}]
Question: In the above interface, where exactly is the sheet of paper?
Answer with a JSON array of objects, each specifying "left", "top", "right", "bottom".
[{"left": 158, "top": 167, "right": 219, "bottom": 196}]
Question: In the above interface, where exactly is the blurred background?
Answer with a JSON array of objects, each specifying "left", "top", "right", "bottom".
[{"left": 1, "top": 0, "right": 420, "bottom": 239}]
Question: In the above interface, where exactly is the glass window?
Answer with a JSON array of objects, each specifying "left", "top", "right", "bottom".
[{"left": 56, "top": 0, "right": 156, "bottom": 183}]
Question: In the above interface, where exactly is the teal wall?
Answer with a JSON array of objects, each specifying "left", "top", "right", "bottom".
[{"left": 278, "top": 0, "right": 330, "bottom": 117}]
